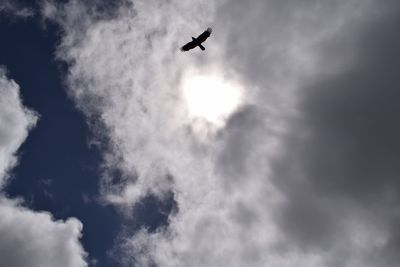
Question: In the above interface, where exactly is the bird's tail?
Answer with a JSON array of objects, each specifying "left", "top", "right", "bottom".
[{"left": 198, "top": 44, "right": 205, "bottom": 51}]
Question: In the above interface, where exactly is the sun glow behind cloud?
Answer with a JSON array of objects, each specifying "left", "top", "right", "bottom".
[{"left": 181, "top": 74, "right": 243, "bottom": 127}]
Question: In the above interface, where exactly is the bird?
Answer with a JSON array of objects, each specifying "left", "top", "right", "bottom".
[{"left": 181, "top": 28, "right": 212, "bottom": 52}]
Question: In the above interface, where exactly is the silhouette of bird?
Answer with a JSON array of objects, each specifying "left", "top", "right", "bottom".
[{"left": 181, "top": 28, "right": 212, "bottom": 52}]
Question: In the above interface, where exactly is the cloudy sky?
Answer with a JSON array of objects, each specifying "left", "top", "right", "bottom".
[{"left": 1, "top": 0, "right": 400, "bottom": 266}]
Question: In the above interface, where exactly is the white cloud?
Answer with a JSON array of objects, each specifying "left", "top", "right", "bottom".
[
  {"left": 0, "top": 198, "right": 87, "bottom": 267},
  {"left": 0, "top": 67, "right": 38, "bottom": 187},
  {"left": 46, "top": 0, "right": 398, "bottom": 266},
  {"left": 0, "top": 67, "right": 88, "bottom": 267}
]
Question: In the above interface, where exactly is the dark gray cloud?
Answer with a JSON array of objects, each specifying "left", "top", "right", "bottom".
[{"left": 273, "top": 1, "right": 400, "bottom": 264}]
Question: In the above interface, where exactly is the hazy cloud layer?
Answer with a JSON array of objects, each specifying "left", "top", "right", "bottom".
[
  {"left": 0, "top": 68, "right": 88, "bottom": 267},
  {"left": 46, "top": 0, "right": 400, "bottom": 266}
]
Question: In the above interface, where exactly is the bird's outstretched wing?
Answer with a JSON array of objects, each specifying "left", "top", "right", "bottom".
[
  {"left": 181, "top": 40, "right": 197, "bottom": 51},
  {"left": 196, "top": 28, "right": 212, "bottom": 43}
]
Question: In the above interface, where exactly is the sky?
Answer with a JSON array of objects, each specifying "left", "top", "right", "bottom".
[{"left": 1, "top": 0, "right": 400, "bottom": 266}]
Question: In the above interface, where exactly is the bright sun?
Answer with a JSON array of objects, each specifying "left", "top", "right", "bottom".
[{"left": 182, "top": 74, "right": 243, "bottom": 127}]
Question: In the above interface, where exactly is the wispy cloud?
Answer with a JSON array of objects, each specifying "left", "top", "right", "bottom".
[{"left": 0, "top": 1, "right": 35, "bottom": 19}]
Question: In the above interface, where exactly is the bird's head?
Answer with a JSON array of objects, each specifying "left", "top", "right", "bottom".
[{"left": 192, "top": 37, "right": 196, "bottom": 41}]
